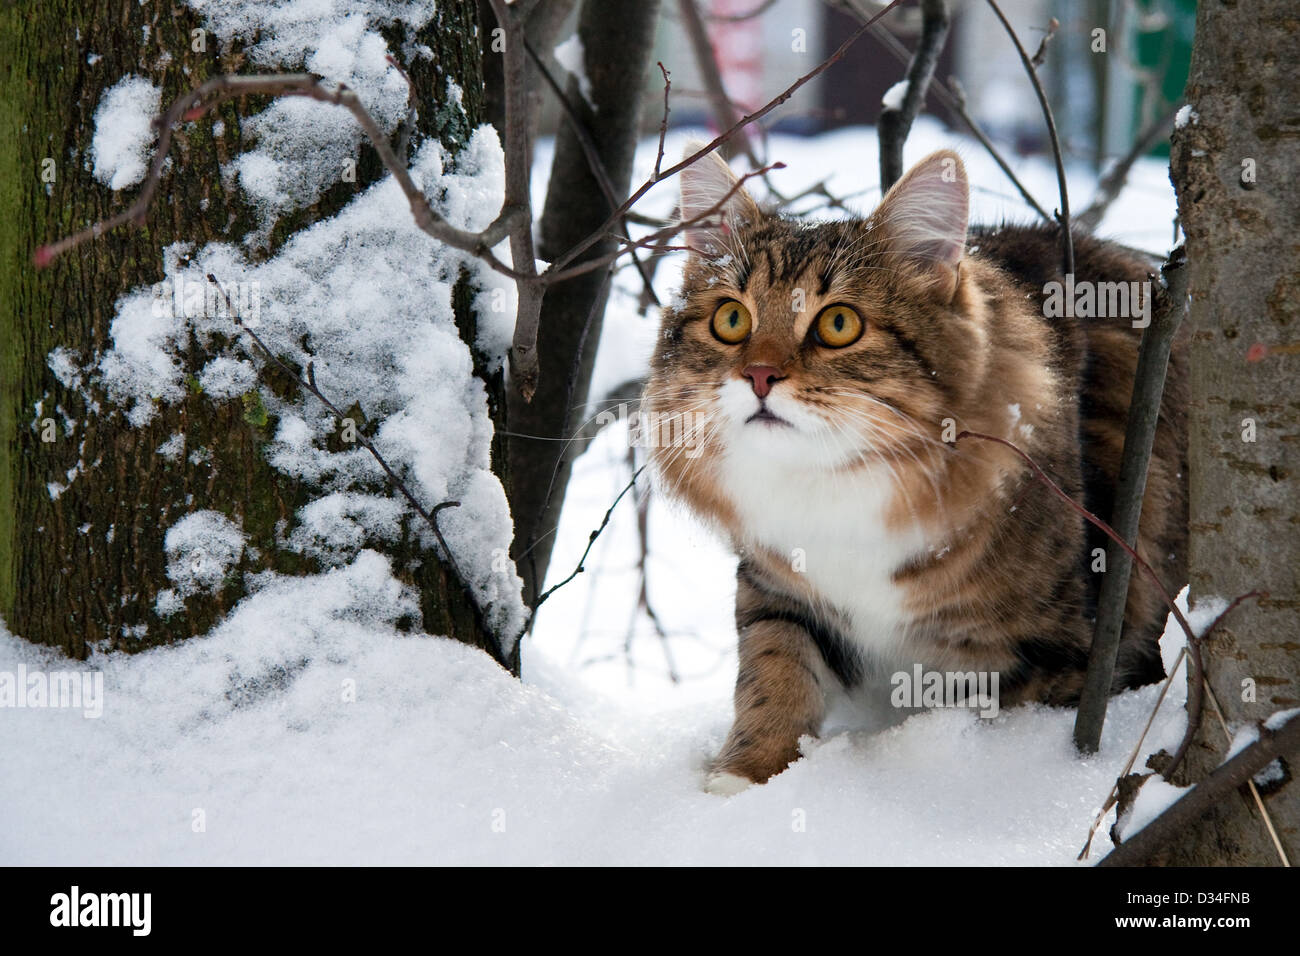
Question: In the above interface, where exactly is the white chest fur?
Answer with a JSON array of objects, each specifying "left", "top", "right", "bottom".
[{"left": 719, "top": 443, "right": 928, "bottom": 661}]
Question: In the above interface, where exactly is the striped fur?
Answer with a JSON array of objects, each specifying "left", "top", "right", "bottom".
[{"left": 647, "top": 150, "right": 1187, "bottom": 787}]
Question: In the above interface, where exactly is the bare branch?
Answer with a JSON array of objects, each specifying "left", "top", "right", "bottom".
[
  {"left": 535, "top": 465, "right": 647, "bottom": 609},
  {"left": 824, "top": 0, "right": 1054, "bottom": 224},
  {"left": 678, "top": 0, "right": 762, "bottom": 169},
  {"left": 946, "top": 77, "right": 1053, "bottom": 222},
  {"left": 544, "top": 0, "right": 906, "bottom": 280},
  {"left": 1098, "top": 709, "right": 1300, "bottom": 867},
  {"left": 653, "top": 62, "right": 673, "bottom": 179},
  {"left": 878, "top": 0, "right": 950, "bottom": 192},
  {"left": 34, "top": 74, "right": 526, "bottom": 279},
  {"left": 545, "top": 162, "right": 784, "bottom": 285},
  {"left": 1074, "top": 247, "right": 1188, "bottom": 754},
  {"left": 986, "top": 0, "right": 1073, "bottom": 275},
  {"left": 523, "top": 37, "right": 660, "bottom": 307},
  {"left": 1077, "top": 589, "right": 1263, "bottom": 860},
  {"left": 489, "top": 0, "right": 546, "bottom": 402},
  {"left": 1076, "top": 101, "right": 1182, "bottom": 232}
]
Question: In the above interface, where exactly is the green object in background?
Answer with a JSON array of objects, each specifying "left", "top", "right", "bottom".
[{"left": 1132, "top": 0, "right": 1196, "bottom": 157}]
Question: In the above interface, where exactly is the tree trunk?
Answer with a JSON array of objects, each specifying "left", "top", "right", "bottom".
[
  {"left": 507, "top": 0, "right": 662, "bottom": 607},
  {"left": 1166, "top": 0, "right": 1300, "bottom": 865},
  {"left": 0, "top": 1, "right": 505, "bottom": 666}
]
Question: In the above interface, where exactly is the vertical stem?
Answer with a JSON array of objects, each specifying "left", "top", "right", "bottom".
[{"left": 1073, "top": 248, "right": 1188, "bottom": 753}]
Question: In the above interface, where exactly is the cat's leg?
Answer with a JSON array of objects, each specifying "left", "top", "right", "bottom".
[{"left": 707, "top": 616, "right": 827, "bottom": 793}]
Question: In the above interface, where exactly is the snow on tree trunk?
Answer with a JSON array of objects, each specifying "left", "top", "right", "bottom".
[
  {"left": 0, "top": 0, "right": 513, "bottom": 669},
  {"left": 1166, "top": 0, "right": 1299, "bottom": 865}
]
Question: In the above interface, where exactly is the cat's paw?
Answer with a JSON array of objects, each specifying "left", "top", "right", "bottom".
[{"left": 704, "top": 770, "right": 753, "bottom": 796}]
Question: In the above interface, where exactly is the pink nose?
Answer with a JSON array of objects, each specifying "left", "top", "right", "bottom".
[{"left": 742, "top": 365, "right": 783, "bottom": 399}]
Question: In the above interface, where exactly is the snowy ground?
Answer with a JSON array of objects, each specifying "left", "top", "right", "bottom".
[
  {"left": 2, "top": 121, "right": 1194, "bottom": 866},
  {"left": 0, "top": 588, "right": 1198, "bottom": 866}
]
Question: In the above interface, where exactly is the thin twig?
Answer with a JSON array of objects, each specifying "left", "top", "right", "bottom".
[
  {"left": 1097, "top": 709, "right": 1300, "bottom": 867},
  {"left": 523, "top": 37, "right": 660, "bottom": 307},
  {"left": 986, "top": 0, "right": 1073, "bottom": 275},
  {"left": 544, "top": 0, "right": 907, "bottom": 279},
  {"left": 204, "top": 275, "right": 495, "bottom": 645},
  {"left": 1077, "top": 589, "right": 1264, "bottom": 860},
  {"left": 1076, "top": 100, "right": 1182, "bottom": 231},
  {"left": 534, "top": 465, "right": 647, "bottom": 609},
  {"left": 829, "top": 0, "right": 1054, "bottom": 223},
  {"left": 545, "top": 162, "right": 785, "bottom": 285},
  {"left": 946, "top": 78, "right": 1053, "bottom": 222},
  {"left": 35, "top": 74, "right": 524, "bottom": 277}
]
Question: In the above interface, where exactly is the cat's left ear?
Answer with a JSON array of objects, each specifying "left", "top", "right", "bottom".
[
  {"left": 872, "top": 150, "right": 969, "bottom": 302},
  {"left": 677, "top": 142, "right": 762, "bottom": 259}
]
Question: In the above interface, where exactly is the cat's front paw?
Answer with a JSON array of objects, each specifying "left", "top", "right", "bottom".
[{"left": 704, "top": 770, "right": 754, "bottom": 796}]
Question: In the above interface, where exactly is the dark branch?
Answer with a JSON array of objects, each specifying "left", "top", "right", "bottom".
[
  {"left": 1074, "top": 247, "right": 1188, "bottom": 754},
  {"left": 544, "top": 0, "right": 907, "bottom": 279},
  {"left": 1098, "top": 709, "right": 1300, "bottom": 867},
  {"left": 534, "top": 465, "right": 647, "bottom": 609},
  {"left": 986, "top": 0, "right": 1073, "bottom": 275},
  {"left": 205, "top": 275, "right": 497, "bottom": 649},
  {"left": 878, "top": 0, "right": 950, "bottom": 191}
]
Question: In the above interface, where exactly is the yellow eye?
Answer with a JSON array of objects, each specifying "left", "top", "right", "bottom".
[
  {"left": 711, "top": 300, "right": 753, "bottom": 344},
  {"left": 814, "top": 305, "right": 863, "bottom": 348}
]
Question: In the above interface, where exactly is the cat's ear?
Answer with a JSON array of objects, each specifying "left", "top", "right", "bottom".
[
  {"left": 872, "top": 150, "right": 969, "bottom": 301},
  {"left": 678, "top": 142, "right": 762, "bottom": 258}
]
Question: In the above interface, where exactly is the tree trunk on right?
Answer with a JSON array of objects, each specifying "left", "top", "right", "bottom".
[{"left": 1167, "top": 0, "right": 1299, "bottom": 865}]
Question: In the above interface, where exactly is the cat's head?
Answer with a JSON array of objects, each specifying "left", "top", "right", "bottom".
[{"left": 648, "top": 146, "right": 991, "bottom": 495}]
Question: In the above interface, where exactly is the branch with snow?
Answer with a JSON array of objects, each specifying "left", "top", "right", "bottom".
[
  {"left": 1099, "top": 708, "right": 1300, "bottom": 867},
  {"left": 877, "top": 0, "right": 949, "bottom": 192}
]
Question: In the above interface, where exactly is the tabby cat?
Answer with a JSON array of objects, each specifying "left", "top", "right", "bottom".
[{"left": 645, "top": 147, "right": 1187, "bottom": 793}]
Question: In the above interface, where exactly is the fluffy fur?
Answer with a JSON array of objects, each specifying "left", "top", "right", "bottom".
[{"left": 646, "top": 147, "right": 1187, "bottom": 788}]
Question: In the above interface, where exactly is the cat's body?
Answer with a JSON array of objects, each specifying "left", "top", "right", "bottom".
[{"left": 646, "top": 149, "right": 1186, "bottom": 791}]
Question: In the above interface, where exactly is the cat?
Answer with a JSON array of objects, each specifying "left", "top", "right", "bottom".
[{"left": 645, "top": 146, "right": 1187, "bottom": 794}]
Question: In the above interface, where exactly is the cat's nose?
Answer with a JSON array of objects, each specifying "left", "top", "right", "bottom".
[{"left": 742, "top": 365, "right": 784, "bottom": 399}]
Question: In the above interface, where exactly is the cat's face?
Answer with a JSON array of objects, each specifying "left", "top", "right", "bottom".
[{"left": 648, "top": 149, "right": 982, "bottom": 480}]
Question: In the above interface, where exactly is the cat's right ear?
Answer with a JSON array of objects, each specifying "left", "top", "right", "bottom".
[
  {"left": 873, "top": 149, "right": 970, "bottom": 302},
  {"left": 678, "top": 142, "right": 761, "bottom": 259}
]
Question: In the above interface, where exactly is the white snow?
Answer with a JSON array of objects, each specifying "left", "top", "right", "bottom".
[
  {"left": 553, "top": 34, "right": 594, "bottom": 109},
  {"left": 0, "top": 594, "right": 1198, "bottom": 865},
  {"left": 182, "top": 0, "right": 438, "bottom": 231},
  {"left": 90, "top": 76, "right": 162, "bottom": 190},
  {"left": 1174, "top": 104, "right": 1198, "bottom": 129},
  {"left": 14, "top": 85, "right": 1201, "bottom": 863},
  {"left": 882, "top": 79, "right": 910, "bottom": 111},
  {"left": 164, "top": 510, "right": 247, "bottom": 597}
]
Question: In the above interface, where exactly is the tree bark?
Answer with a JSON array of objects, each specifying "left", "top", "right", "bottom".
[
  {"left": 0, "top": 0, "right": 505, "bottom": 666},
  {"left": 1166, "top": 0, "right": 1300, "bottom": 865},
  {"left": 507, "top": 0, "right": 662, "bottom": 608}
]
